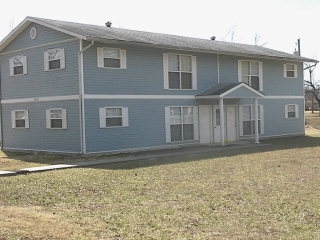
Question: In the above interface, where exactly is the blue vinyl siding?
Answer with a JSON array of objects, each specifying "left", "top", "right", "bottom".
[
  {"left": 260, "top": 98, "right": 305, "bottom": 137},
  {"left": 2, "top": 23, "right": 75, "bottom": 52},
  {"left": 262, "top": 59, "right": 303, "bottom": 96},
  {"left": 1, "top": 40, "right": 79, "bottom": 99},
  {"left": 2, "top": 101, "right": 81, "bottom": 153},
  {"left": 84, "top": 99, "right": 196, "bottom": 153},
  {"left": 83, "top": 42, "right": 218, "bottom": 95},
  {"left": 219, "top": 55, "right": 239, "bottom": 84}
]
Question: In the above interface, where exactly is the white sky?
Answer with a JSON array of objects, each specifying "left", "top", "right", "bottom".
[{"left": 1, "top": 0, "right": 320, "bottom": 78}]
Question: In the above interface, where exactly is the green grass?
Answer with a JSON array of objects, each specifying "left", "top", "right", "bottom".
[{"left": 1, "top": 130, "right": 320, "bottom": 239}]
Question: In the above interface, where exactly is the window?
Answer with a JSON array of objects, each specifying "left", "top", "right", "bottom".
[
  {"left": 238, "top": 60, "right": 263, "bottom": 91},
  {"left": 240, "top": 105, "right": 264, "bottom": 136},
  {"left": 165, "top": 106, "right": 199, "bottom": 142},
  {"left": 9, "top": 56, "right": 27, "bottom": 76},
  {"left": 99, "top": 107, "right": 129, "bottom": 128},
  {"left": 46, "top": 108, "right": 67, "bottom": 129},
  {"left": 44, "top": 48, "right": 65, "bottom": 71},
  {"left": 285, "top": 104, "right": 299, "bottom": 119},
  {"left": 283, "top": 63, "right": 297, "bottom": 78},
  {"left": 11, "top": 110, "right": 29, "bottom": 128},
  {"left": 163, "top": 53, "right": 197, "bottom": 90},
  {"left": 97, "top": 47, "right": 127, "bottom": 69}
]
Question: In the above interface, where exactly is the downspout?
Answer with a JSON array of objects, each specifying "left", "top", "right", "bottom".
[
  {"left": 79, "top": 39, "right": 94, "bottom": 154},
  {"left": 217, "top": 53, "right": 220, "bottom": 83}
]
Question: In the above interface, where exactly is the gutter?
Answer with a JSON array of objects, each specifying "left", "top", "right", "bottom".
[{"left": 78, "top": 40, "right": 94, "bottom": 154}]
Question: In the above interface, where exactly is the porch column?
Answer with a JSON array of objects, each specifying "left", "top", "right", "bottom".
[
  {"left": 219, "top": 98, "right": 225, "bottom": 146},
  {"left": 254, "top": 98, "right": 260, "bottom": 143}
]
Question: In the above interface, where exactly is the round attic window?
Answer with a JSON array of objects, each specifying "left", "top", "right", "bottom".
[{"left": 30, "top": 27, "right": 37, "bottom": 39}]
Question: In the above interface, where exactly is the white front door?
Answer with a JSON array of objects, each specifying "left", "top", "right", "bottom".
[
  {"left": 225, "top": 106, "right": 237, "bottom": 141},
  {"left": 199, "top": 105, "right": 212, "bottom": 144},
  {"left": 199, "top": 105, "right": 237, "bottom": 144},
  {"left": 213, "top": 106, "right": 221, "bottom": 143}
]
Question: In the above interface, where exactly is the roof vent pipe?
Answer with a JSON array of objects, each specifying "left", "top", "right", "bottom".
[{"left": 105, "top": 21, "right": 112, "bottom": 27}]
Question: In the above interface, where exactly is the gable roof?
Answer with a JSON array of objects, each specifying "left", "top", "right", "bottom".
[
  {"left": 0, "top": 16, "right": 317, "bottom": 63},
  {"left": 196, "top": 82, "right": 265, "bottom": 99}
]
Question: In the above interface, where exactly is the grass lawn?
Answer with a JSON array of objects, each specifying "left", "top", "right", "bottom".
[{"left": 0, "top": 128, "right": 320, "bottom": 239}]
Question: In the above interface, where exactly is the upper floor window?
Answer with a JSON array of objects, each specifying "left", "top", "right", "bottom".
[
  {"left": 238, "top": 60, "right": 263, "bottom": 91},
  {"left": 283, "top": 63, "right": 297, "bottom": 78},
  {"left": 163, "top": 53, "right": 197, "bottom": 90},
  {"left": 9, "top": 56, "right": 27, "bottom": 76},
  {"left": 11, "top": 110, "right": 29, "bottom": 129},
  {"left": 44, "top": 48, "right": 65, "bottom": 71},
  {"left": 285, "top": 104, "right": 299, "bottom": 119},
  {"left": 99, "top": 107, "right": 129, "bottom": 128},
  {"left": 46, "top": 108, "right": 67, "bottom": 129},
  {"left": 97, "top": 47, "right": 127, "bottom": 69}
]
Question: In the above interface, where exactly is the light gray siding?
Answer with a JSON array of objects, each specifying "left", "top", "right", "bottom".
[{"left": 2, "top": 100, "right": 81, "bottom": 153}]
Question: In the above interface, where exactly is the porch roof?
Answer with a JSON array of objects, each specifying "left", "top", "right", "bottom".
[{"left": 195, "top": 82, "right": 264, "bottom": 99}]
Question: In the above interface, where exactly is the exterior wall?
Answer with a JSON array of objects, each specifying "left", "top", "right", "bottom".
[
  {"left": 2, "top": 100, "right": 81, "bottom": 153},
  {"left": 84, "top": 99, "right": 196, "bottom": 153},
  {"left": 261, "top": 98, "right": 305, "bottom": 137},
  {"left": 0, "top": 23, "right": 81, "bottom": 153},
  {"left": 82, "top": 42, "right": 219, "bottom": 95},
  {"left": 2, "top": 23, "right": 74, "bottom": 52},
  {"left": 0, "top": 24, "right": 79, "bottom": 99}
]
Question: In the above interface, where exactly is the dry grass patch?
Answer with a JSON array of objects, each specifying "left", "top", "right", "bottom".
[
  {"left": 0, "top": 206, "right": 98, "bottom": 240},
  {"left": 305, "top": 110, "right": 320, "bottom": 130}
]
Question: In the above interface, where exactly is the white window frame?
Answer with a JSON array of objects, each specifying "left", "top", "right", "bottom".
[
  {"left": 238, "top": 60, "right": 263, "bottom": 91},
  {"left": 283, "top": 63, "right": 298, "bottom": 78},
  {"left": 285, "top": 104, "right": 299, "bottom": 119},
  {"left": 165, "top": 106, "right": 199, "bottom": 143},
  {"left": 11, "top": 110, "right": 29, "bottom": 129},
  {"left": 46, "top": 108, "right": 67, "bottom": 129},
  {"left": 97, "top": 47, "right": 127, "bottom": 69},
  {"left": 163, "top": 53, "right": 197, "bottom": 90},
  {"left": 239, "top": 105, "right": 264, "bottom": 136},
  {"left": 99, "top": 107, "right": 129, "bottom": 128},
  {"left": 44, "top": 48, "right": 65, "bottom": 71},
  {"left": 9, "top": 56, "right": 27, "bottom": 76}
]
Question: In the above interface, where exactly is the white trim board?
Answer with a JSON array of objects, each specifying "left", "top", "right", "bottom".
[
  {"left": 1, "top": 94, "right": 305, "bottom": 104},
  {"left": 263, "top": 96, "right": 304, "bottom": 99},
  {"left": 1, "top": 95, "right": 79, "bottom": 104},
  {"left": 84, "top": 94, "right": 195, "bottom": 100},
  {"left": 0, "top": 38, "right": 77, "bottom": 56}
]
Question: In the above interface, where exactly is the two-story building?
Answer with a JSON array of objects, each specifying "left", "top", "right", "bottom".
[{"left": 0, "top": 17, "right": 317, "bottom": 154}]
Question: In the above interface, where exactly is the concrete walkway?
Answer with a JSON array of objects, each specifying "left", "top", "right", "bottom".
[{"left": 0, "top": 142, "right": 269, "bottom": 177}]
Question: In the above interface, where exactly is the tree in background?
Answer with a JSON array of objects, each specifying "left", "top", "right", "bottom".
[{"left": 304, "top": 63, "right": 320, "bottom": 115}]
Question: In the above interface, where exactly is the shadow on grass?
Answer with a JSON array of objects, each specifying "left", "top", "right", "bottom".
[{"left": 2, "top": 134, "right": 320, "bottom": 171}]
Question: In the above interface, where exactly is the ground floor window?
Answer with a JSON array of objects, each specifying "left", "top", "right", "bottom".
[
  {"left": 165, "top": 106, "right": 199, "bottom": 142},
  {"left": 285, "top": 104, "right": 299, "bottom": 119},
  {"left": 99, "top": 107, "right": 129, "bottom": 128},
  {"left": 46, "top": 108, "right": 67, "bottom": 129},
  {"left": 11, "top": 110, "right": 29, "bottom": 128},
  {"left": 240, "top": 105, "right": 264, "bottom": 136}
]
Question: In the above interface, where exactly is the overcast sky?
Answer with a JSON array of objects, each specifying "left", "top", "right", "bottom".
[{"left": 1, "top": 0, "right": 319, "bottom": 78}]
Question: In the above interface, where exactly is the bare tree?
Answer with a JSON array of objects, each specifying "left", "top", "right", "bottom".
[{"left": 304, "top": 63, "right": 320, "bottom": 115}]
